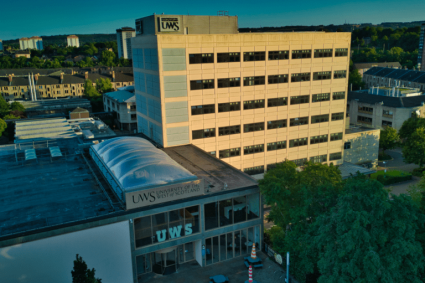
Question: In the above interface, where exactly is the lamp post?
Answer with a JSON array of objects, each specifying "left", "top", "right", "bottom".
[
  {"left": 383, "top": 161, "right": 386, "bottom": 173},
  {"left": 286, "top": 252, "right": 290, "bottom": 283}
]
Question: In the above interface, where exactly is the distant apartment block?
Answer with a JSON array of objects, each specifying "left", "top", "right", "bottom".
[
  {"left": 0, "top": 39, "right": 3, "bottom": 51},
  {"left": 67, "top": 35, "right": 80, "bottom": 47},
  {"left": 418, "top": 24, "right": 425, "bottom": 71},
  {"left": 363, "top": 66, "right": 425, "bottom": 91},
  {"left": 117, "top": 27, "right": 136, "bottom": 59},
  {"left": 19, "top": 36, "right": 43, "bottom": 50},
  {"left": 132, "top": 15, "right": 351, "bottom": 175}
]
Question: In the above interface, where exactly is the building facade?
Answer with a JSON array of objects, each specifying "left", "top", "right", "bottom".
[
  {"left": 19, "top": 36, "right": 43, "bottom": 50},
  {"left": 67, "top": 35, "right": 80, "bottom": 47},
  {"left": 347, "top": 91, "right": 425, "bottom": 130},
  {"left": 418, "top": 23, "right": 425, "bottom": 71},
  {"left": 343, "top": 126, "right": 380, "bottom": 168},
  {"left": 104, "top": 89, "right": 137, "bottom": 131},
  {"left": 132, "top": 15, "right": 351, "bottom": 175},
  {"left": 353, "top": 62, "right": 401, "bottom": 78},
  {"left": 363, "top": 66, "right": 425, "bottom": 92},
  {"left": 117, "top": 27, "right": 136, "bottom": 59},
  {"left": 14, "top": 50, "right": 31, "bottom": 58},
  {"left": 0, "top": 69, "right": 134, "bottom": 101}
]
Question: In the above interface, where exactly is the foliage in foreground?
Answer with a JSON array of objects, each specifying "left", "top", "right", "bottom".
[
  {"left": 71, "top": 254, "right": 102, "bottom": 283},
  {"left": 260, "top": 161, "right": 425, "bottom": 283}
]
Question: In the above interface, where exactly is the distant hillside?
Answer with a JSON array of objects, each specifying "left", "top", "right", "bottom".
[{"left": 3, "top": 34, "right": 116, "bottom": 47}]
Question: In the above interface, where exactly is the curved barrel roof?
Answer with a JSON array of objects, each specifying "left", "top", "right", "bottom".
[{"left": 92, "top": 137, "right": 197, "bottom": 192}]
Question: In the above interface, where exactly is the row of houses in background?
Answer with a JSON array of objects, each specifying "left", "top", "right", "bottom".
[{"left": 0, "top": 67, "right": 134, "bottom": 101}]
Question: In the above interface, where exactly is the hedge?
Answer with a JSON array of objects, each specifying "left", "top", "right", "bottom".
[{"left": 376, "top": 173, "right": 412, "bottom": 185}]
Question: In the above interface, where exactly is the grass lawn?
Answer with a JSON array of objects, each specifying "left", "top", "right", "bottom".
[{"left": 370, "top": 170, "right": 410, "bottom": 180}]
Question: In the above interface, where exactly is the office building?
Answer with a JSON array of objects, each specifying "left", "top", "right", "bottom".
[
  {"left": 19, "top": 36, "right": 43, "bottom": 50},
  {"left": 117, "top": 27, "right": 136, "bottom": 59},
  {"left": 419, "top": 23, "right": 425, "bottom": 71},
  {"left": 0, "top": 136, "right": 262, "bottom": 283},
  {"left": 67, "top": 35, "right": 80, "bottom": 47},
  {"left": 132, "top": 15, "right": 351, "bottom": 175},
  {"left": 363, "top": 66, "right": 425, "bottom": 92},
  {"left": 104, "top": 88, "right": 137, "bottom": 131},
  {"left": 347, "top": 90, "right": 425, "bottom": 130}
]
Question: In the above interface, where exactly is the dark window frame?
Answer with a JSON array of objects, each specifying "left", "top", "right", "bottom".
[
  {"left": 311, "top": 114, "right": 329, "bottom": 124},
  {"left": 189, "top": 53, "right": 214, "bottom": 64},
  {"left": 335, "top": 48, "right": 348, "bottom": 57},
  {"left": 290, "top": 117, "right": 309, "bottom": 127},
  {"left": 217, "top": 52, "right": 241, "bottom": 63},
  {"left": 267, "top": 141, "right": 286, "bottom": 151},
  {"left": 218, "top": 77, "right": 241, "bottom": 88},
  {"left": 310, "top": 134, "right": 328, "bottom": 144},
  {"left": 191, "top": 104, "right": 215, "bottom": 115},
  {"left": 267, "top": 119, "right": 287, "bottom": 129},
  {"left": 313, "top": 71, "right": 332, "bottom": 81},
  {"left": 333, "top": 91, "right": 345, "bottom": 100},
  {"left": 329, "top": 152, "right": 342, "bottom": 161},
  {"left": 312, "top": 93, "right": 330, "bottom": 102},
  {"left": 268, "top": 97, "right": 287, "bottom": 107},
  {"left": 219, "top": 147, "right": 241, "bottom": 159},
  {"left": 244, "top": 122, "right": 265, "bottom": 133},
  {"left": 218, "top": 102, "right": 241, "bottom": 112},
  {"left": 243, "top": 52, "right": 266, "bottom": 62},
  {"left": 243, "top": 144, "right": 265, "bottom": 155},
  {"left": 330, "top": 132, "right": 343, "bottom": 141},
  {"left": 243, "top": 76, "right": 265, "bottom": 86},
  {"left": 314, "top": 49, "right": 333, "bottom": 58},
  {"left": 218, "top": 125, "right": 241, "bottom": 136},
  {"left": 243, "top": 100, "right": 265, "bottom": 110},
  {"left": 292, "top": 50, "right": 312, "bottom": 59},
  {"left": 331, "top": 112, "right": 344, "bottom": 121},
  {"left": 268, "top": 50, "right": 289, "bottom": 60},
  {"left": 268, "top": 74, "right": 289, "bottom": 84},
  {"left": 291, "top": 73, "right": 311, "bottom": 82},
  {"left": 244, "top": 166, "right": 265, "bottom": 175},
  {"left": 192, "top": 128, "right": 216, "bottom": 140},
  {"left": 290, "top": 95, "right": 309, "bottom": 105},
  {"left": 190, "top": 79, "right": 214, "bottom": 90},
  {"left": 310, "top": 154, "right": 327, "bottom": 163},
  {"left": 334, "top": 70, "right": 347, "bottom": 79}
]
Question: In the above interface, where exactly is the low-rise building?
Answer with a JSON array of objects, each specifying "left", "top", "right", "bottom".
[
  {"left": 69, "top": 107, "right": 90, "bottom": 119},
  {"left": 353, "top": 62, "right": 401, "bottom": 77},
  {"left": 67, "top": 35, "right": 80, "bottom": 47},
  {"left": 363, "top": 66, "right": 425, "bottom": 92},
  {"left": 347, "top": 91, "right": 425, "bottom": 130},
  {"left": 104, "top": 88, "right": 137, "bottom": 131},
  {"left": 14, "top": 50, "right": 31, "bottom": 59},
  {"left": 343, "top": 125, "right": 380, "bottom": 168}
]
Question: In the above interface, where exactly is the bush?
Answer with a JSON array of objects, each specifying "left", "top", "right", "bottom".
[
  {"left": 378, "top": 152, "right": 392, "bottom": 161},
  {"left": 376, "top": 172, "right": 412, "bottom": 185},
  {"left": 412, "top": 168, "right": 425, "bottom": 177}
]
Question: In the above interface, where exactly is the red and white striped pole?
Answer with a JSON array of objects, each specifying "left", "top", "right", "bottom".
[
  {"left": 251, "top": 243, "right": 257, "bottom": 260},
  {"left": 249, "top": 265, "right": 253, "bottom": 283}
]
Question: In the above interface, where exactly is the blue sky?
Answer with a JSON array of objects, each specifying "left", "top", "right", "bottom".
[{"left": 1, "top": 0, "right": 424, "bottom": 41}]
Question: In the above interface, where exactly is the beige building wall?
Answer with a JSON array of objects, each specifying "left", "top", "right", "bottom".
[
  {"left": 343, "top": 128, "right": 380, "bottom": 168},
  {"left": 133, "top": 32, "right": 351, "bottom": 172}
]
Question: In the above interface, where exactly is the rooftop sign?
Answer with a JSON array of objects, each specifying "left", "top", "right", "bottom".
[
  {"left": 158, "top": 17, "right": 180, "bottom": 32},
  {"left": 125, "top": 179, "right": 204, "bottom": 210}
]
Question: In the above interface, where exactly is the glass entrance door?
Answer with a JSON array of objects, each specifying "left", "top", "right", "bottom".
[{"left": 152, "top": 248, "right": 178, "bottom": 275}]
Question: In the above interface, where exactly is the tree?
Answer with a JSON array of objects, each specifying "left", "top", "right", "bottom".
[
  {"left": 83, "top": 79, "right": 100, "bottom": 100},
  {"left": 403, "top": 127, "right": 425, "bottom": 167},
  {"left": 315, "top": 176, "right": 425, "bottom": 283},
  {"left": 95, "top": 78, "right": 113, "bottom": 94},
  {"left": 71, "top": 254, "right": 102, "bottom": 283},
  {"left": 379, "top": 126, "right": 398, "bottom": 151},
  {"left": 0, "top": 96, "right": 10, "bottom": 118},
  {"left": 399, "top": 117, "right": 425, "bottom": 140},
  {"left": 3, "top": 114, "right": 20, "bottom": 120},
  {"left": 10, "top": 101, "right": 25, "bottom": 112},
  {"left": 348, "top": 68, "right": 365, "bottom": 91},
  {"left": 101, "top": 50, "right": 116, "bottom": 67},
  {"left": 0, "top": 118, "right": 6, "bottom": 137}
]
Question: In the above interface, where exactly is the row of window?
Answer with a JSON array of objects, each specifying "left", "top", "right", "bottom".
[
  {"left": 191, "top": 93, "right": 346, "bottom": 115},
  {"left": 243, "top": 152, "right": 343, "bottom": 175},
  {"left": 188, "top": 49, "right": 349, "bottom": 64},
  {"left": 190, "top": 71, "right": 347, "bottom": 90}
]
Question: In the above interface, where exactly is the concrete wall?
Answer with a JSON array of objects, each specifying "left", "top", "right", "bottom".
[
  {"left": 0, "top": 221, "right": 133, "bottom": 283},
  {"left": 344, "top": 129, "right": 380, "bottom": 168}
]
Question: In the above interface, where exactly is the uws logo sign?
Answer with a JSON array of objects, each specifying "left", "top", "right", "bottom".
[
  {"left": 156, "top": 223, "right": 192, "bottom": 242},
  {"left": 159, "top": 17, "right": 180, "bottom": 32}
]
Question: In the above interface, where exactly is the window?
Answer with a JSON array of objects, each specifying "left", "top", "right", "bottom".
[
  {"left": 290, "top": 117, "right": 309, "bottom": 126},
  {"left": 218, "top": 125, "right": 241, "bottom": 136},
  {"left": 268, "top": 50, "right": 289, "bottom": 60},
  {"left": 292, "top": 50, "right": 311, "bottom": 59},
  {"left": 191, "top": 104, "right": 215, "bottom": 115},
  {"left": 358, "top": 106, "right": 373, "bottom": 114},
  {"left": 335, "top": 48, "right": 348, "bottom": 57},
  {"left": 130, "top": 105, "right": 136, "bottom": 111},
  {"left": 333, "top": 92, "right": 345, "bottom": 100},
  {"left": 192, "top": 128, "right": 216, "bottom": 139},
  {"left": 217, "top": 52, "right": 240, "bottom": 62},
  {"left": 219, "top": 147, "right": 241, "bottom": 159},
  {"left": 218, "top": 102, "right": 241, "bottom": 112},
  {"left": 310, "top": 134, "right": 328, "bottom": 144},
  {"left": 267, "top": 119, "right": 287, "bottom": 129},
  {"left": 331, "top": 112, "right": 344, "bottom": 121},
  {"left": 358, "top": 115, "right": 372, "bottom": 124},
  {"left": 313, "top": 71, "right": 332, "bottom": 80},
  {"left": 244, "top": 144, "right": 264, "bottom": 155},
  {"left": 190, "top": 80, "right": 214, "bottom": 90},
  {"left": 382, "top": 120, "right": 393, "bottom": 127},
  {"left": 244, "top": 100, "right": 265, "bottom": 110},
  {"left": 244, "top": 122, "right": 264, "bottom": 133},
  {"left": 218, "top": 78, "right": 241, "bottom": 88},
  {"left": 383, "top": 110, "right": 393, "bottom": 118},
  {"left": 268, "top": 74, "right": 288, "bottom": 84},
  {"left": 329, "top": 152, "right": 342, "bottom": 161},
  {"left": 291, "top": 73, "right": 310, "bottom": 82},
  {"left": 344, "top": 142, "right": 351, "bottom": 149},
  {"left": 334, "top": 70, "right": 347, "bottom": 79},
  {"left": 267, "top": 141, "right": 286, "bottom": 151},
  {"left": 56, "top": 85, "right": 60, "bottom": 88},
  {"left": 268, "top": 97, "right": 287, "bottom": 107},
  {"left": 314, "top": 49, "right": 333, "bottom": 58},
  {"left": 243, "top": 52, "right": 265, "bottom": 61},
  {"left": 330, "top": 132, "right": 343, "bottom": 141},
  {"left": 312, "top": 93, "right": 330, "bottom": 102},
  {"left": 290, "top": 95, "right": 309, "bottom": 105},
  {"left": 189, "top": 53, "right": 214, "bottom": 64},
  {"left": 131, "top": 114, "right": 137, "bottom": 120},
  {"left": 291, "top": 158, "right": 307, "bottom": 166},
  {"left": 311, "top": 114, "right": 329, "bottom": 124},
  {"left": 310, "top": 154, "right": 327, "bottom": 163},
  {"left": 244, "top": 166, "right": 264, "bottom": 175},
  {"left": 243, "top": 76, "right": 265, "bottom": 86},
  {"left": 289, "top": 138, "right": 308, "bottom": 148}
]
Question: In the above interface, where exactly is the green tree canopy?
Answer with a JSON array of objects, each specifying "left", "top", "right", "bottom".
[
  {"left": 83, "top": 79, "right": 101, "bottom": 100},
  {"left": 10, "top": 101, "right": 25, "bottom": 112},
  {"left": 402, "top": 127, "right": 425, "bottom": 167},
  {"left": 315, "top": 176, "right": 425, "bottom": 283},
  {"left": 95, "top": 78, "right": 113, "bottom": 94},
  {"left": 0, "top": 96, "right": 10, "bottom": 118},
  {"left": 3, "top": 114, "right": 20, "bottom": 120},
  {"left": 0, "top": 118, "right": 6, "bottom": 137},
  {"left": 71, "top": 254, "right": 102, "bottom": 283},
  {"left": 379, "top": 126, "right": 398, "bottom": 151},
  {"left": 349, "top": 68, "right": 365, "bottom": 91},
  {"left": 399, "top": 117, "right": 425, "bottom": 140},
  {"left": 101, "top": 50, "right": 116, "bottom": 67}
]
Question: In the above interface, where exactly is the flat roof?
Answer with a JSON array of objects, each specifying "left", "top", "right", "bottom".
[
  {"left": 0, "top": 140, "right": 117, "bottom": 238},
  {"left": 15, "top": 118, "right": 78, "bottom": 143},
  {"left": 345, "top": 125, "right": 379, "bottom": 135},
  {"left": 162, "top": 145, "right": 258, "bottom": 193}
]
